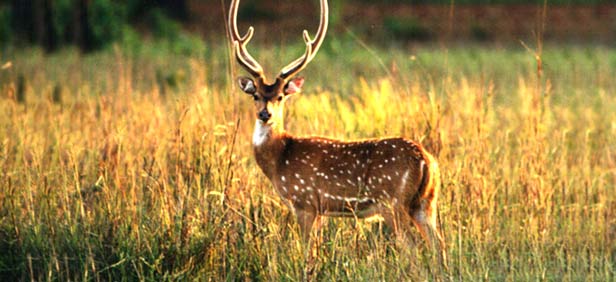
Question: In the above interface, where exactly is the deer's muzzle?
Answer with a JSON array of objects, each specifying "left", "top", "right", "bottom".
[{"left": 258, "top": 109, "right": 271, "bottom": 122}]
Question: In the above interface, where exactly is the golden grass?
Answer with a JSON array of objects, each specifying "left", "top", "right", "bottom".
[{"left": 0, "top": 43, "right": 614, "bottom": 280}]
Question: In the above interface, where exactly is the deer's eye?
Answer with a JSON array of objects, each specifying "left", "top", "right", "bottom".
[
  {"left": 277, "top": 96, "right": 283, "bottom": 102},
  {"left": 253, "top": 95, "right": 259, "bottom": 101}
]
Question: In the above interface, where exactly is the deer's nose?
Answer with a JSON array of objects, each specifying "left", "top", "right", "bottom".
[{"left": 258, "top": 109, "right": 271, "bottom": 122}]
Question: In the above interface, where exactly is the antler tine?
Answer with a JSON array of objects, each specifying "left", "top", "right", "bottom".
[
  {"left": 229, "top": 0, "right": 264, "bottom": 79},
  {"left": 278, "top": 0, "right": 329, "bottom": 81}
]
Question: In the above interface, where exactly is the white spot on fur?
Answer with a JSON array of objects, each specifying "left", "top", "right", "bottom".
[
  {"left": 383, "top": 190, "right": 391, "bottom": 198},
  {"left": 343, "top": 197, "right": 375, "bottom": 203},
  {"left": 400, "top": 170, "right": 409, "bottom": 193}
]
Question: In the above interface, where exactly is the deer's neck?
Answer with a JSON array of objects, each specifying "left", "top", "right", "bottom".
[{"left": 252, "top": 120, "right": 288, "bottom": 180}]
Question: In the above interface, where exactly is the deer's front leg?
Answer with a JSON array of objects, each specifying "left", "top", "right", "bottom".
[
  {"left": 294, "top": 210, "right": 322, "bottom": 281},
  {"left": 294, "top": 209, "right": 318, "bottom": 243}
]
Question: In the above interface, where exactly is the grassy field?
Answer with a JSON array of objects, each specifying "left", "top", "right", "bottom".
[{"left": 0, "top": 39, "right": 615, "bottom": 281}]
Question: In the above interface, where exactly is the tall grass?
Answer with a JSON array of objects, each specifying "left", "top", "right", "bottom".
[{"left": 0, "top": 41, "right": 614, "bottom": 280}]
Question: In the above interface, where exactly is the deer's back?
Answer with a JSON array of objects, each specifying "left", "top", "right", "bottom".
[{"left": 271, "top": 136, "right": 432, "bottom": 216}]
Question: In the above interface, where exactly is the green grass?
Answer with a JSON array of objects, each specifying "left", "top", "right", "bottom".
[{"left": 0, "top": 40, "right": 614, "bottom": 281}]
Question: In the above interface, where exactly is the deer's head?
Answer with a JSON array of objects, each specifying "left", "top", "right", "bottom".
[{"left": 229, "top": 0, "right": 328, "bottom": 125}]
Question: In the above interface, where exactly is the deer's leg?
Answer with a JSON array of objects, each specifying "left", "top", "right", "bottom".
[
  {"left": 295, "top": 210, "right": 321, "bottom": 281},
  {"left": 295, "top": 209, "right": 318, "bottom": 243},
  {"left": 380, "top": 205, "right": 414, "bottom": 245},
  {"left": 411, "top": 200, "right": 448, "bottom": 270}
]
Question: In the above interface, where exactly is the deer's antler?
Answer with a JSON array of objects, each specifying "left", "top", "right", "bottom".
[
  {"left": 229, "top": 0, "right": 265, "bottom": 80},
  {"left": 229, "top": 0, "right": 328, "bottom": 82},
  {"left": 278, "top": 0, "right": 329, "bottom": 81}
]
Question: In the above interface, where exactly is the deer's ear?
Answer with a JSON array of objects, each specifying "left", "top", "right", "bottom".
[
  {"left": 238, "top": 77, "right": 256, "bottom": 94},
  {"left": 284, "top": 77, "right": 304, "bottom": 95}
]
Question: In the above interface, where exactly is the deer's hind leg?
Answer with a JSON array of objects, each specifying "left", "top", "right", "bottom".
[
  {"left": 379, "top": 203, "right": 416, "bottom": 246},
  {"left": 411, "top": 199, "right": 447, "bottom": 270}
]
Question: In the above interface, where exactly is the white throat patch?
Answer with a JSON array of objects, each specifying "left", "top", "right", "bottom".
[{"left": 252, "top": 120, "right": 271, "bottom": 147}]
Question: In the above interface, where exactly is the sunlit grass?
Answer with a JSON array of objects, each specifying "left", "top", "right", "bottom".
[{"left": 0, "top": 41, "right": 614, "bottom": 280}]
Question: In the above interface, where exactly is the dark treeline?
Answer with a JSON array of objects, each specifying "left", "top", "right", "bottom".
[
  {"left": 0, "top": 0, "right": 613, "bottom": 53},
  {"left": 1, "top": 0, "right": 189, "bottom": 52}
]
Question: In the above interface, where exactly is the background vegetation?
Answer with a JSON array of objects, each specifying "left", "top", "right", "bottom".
[
  {"left": 0, "top": 0, "right": 189, "bottom": 52},
  {"left": 1, "top": 0, "right": 615, "bottom": 52},
  {"left": 1, "top": 37, "right": 615, "bottom": 280},
  {"left": 0, "top": 0, "right": 615, "bottom": 281}
]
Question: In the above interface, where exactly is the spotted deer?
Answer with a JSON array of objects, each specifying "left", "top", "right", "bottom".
[{"left": 229, "top": 0, "right": 446, "bottom": 265}]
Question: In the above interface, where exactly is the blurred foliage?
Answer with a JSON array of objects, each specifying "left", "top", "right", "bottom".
[
  {"left": 50, "top": 0, "right": 72, "bottom": 44},
  {"left": 0, "top": 5, "right": 9, "bottom": 47},
  {"left": 355, "top": 0, "right": 611, "bottom": 3},
  {"left": 470, "top": 23, "right": 491, "bottom": 41},
  {"left": 329, "top": 0, "right": 346, "bottom": 30},
  {"left": 236, "top": 0, "right": 275, "bottom": 20},
  {"left": 383, "top": 16, "right": 432, "bottom": 41},
  {"left": 0, "top": 0, "right": 189, "bottom": 52},
  {"left": 0, "top": 0, "right": 613, "bottom": 52},
  {"left": 148, "top": 8, "right": 181, "bottom": 40},
  {"left": 88, "top": 0, "right": 128, "bottom": 50}
]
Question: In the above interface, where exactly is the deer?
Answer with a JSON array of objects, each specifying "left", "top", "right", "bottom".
[{"left": 229, "top": 0, "right": 447, "bottom": 267}]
